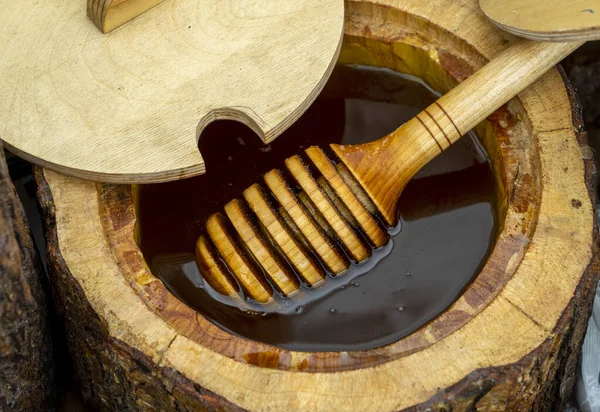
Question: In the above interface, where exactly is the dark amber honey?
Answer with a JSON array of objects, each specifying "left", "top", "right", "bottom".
[{"left": 137, "top": 65, "right": 497, "bottom": 352}]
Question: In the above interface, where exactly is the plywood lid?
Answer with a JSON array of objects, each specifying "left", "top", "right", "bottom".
[{"left": 0, "top": 0, "right": 344, "bottom": 183}]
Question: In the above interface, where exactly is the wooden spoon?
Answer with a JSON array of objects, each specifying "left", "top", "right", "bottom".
[{"left": 480, "top": 0, "right": 600, "bottom": 42}]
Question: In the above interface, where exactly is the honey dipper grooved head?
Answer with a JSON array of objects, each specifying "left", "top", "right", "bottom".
[{"left": 195, "top": 146, "right": 390, "bottom": 304}]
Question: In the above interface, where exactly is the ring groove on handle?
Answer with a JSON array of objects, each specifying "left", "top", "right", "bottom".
[
  {"left": 424, "top": 108, "right": 452, "bottom": 146},
  {"left": 416, "top": 116, "right": 444, "bottom": 152},
  {"left": 434, "top": 102, "right": 462, "bottom": 137}
]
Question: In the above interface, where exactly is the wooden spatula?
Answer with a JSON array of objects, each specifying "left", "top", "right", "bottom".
[
  {"left": 196, "top": 39, "right": 585, "bottom": 303},
  {"left": 480, "top": 0, "right": 600, "bottom": 41},
  {"left": 0, "top": 0, "right": 344, "bottom": 183}
]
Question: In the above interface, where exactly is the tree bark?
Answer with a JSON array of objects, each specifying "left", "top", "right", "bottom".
[{"left": 0, "top": 148, "right": 54, "bottom": 410}]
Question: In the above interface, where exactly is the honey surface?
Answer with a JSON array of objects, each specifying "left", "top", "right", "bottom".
[{"left": 138, "top": 66, "right": 497, "bottom": 351}]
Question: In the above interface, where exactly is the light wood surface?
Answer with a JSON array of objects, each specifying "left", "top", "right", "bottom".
[
  {"left": 0, "top": 0, "right": 344, "bottom": 183},
  {"left": 88, "top": 0, "right": 166, "bottom": 33},
  {"left": 481, "top": 0, "right": 600, "bottom": 41},
  {"left": 33, "top": 0, "right": 598, "bottom": 409}
]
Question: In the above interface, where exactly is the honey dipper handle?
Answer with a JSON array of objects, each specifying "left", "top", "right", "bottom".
[
  {"left": 410, "top": 40, "right": 582, "bottom": 152},
  {"left": 332, "top": 39, "right": 582, "bottom": 225}
]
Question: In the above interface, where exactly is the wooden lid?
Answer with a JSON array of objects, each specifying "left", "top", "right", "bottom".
[
  {"left": 0, "top": 0, "right": 344, "bottom": 183},
  {"left": 480, "top": 0, "right": 600, "bottom": 41}
]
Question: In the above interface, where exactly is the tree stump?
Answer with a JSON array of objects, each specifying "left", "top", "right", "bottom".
[
  {"left": 34, "top": 0, "right": 599, "bottom": 410},
  {"left": 0, "top": 147, "right": 54, "bottom": 410}
]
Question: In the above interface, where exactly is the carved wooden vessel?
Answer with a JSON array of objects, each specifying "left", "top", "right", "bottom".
[{"left": 35, "top": 0, "right": 599, "bottom": 410}]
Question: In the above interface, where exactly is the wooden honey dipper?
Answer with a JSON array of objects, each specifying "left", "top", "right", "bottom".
[{"left": 195, "top": 39, "right": 582, "bottom": 303}]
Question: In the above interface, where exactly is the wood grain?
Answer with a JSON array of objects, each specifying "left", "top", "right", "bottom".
[
  {"left": 305, "top": 146, "right": 388, "bottom": 248},
  {"left": 265, "top": 169, "right": 349, "bottom": 275},
  {"left": 286, "top": 155, "right": 370, "bottom": 262},
  {"left": 34, "top": 0, "right": 598, "bottom": 410},
  {"left": 224, "top": 199, "right": 300, "bottom": 297},
  {"left": 0, "top": 0, "right": 344, "bottom": 183},
  {"left": 195, "top": 236, "right": 239, "bottom": 296},
  {"left": 206, "top": 213, "right": 273, "bottom": 303},
  {"left": 481, "top": 0, "right": 600, "bottom": 42},
  {"left": 243, "top": 184, "right": 325, "bottom": 287}
]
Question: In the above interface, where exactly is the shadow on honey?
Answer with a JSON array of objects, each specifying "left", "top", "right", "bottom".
[{"left": 137, "top": 65, "right": 498, "bottom": 352}]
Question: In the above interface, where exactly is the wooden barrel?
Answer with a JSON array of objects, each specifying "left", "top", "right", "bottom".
[
  {"left": 34, "top": 0, "right": 599, "bottom": 410},
  {"left": 0, "top": 147, "right": 54, "bottom": 410}
]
